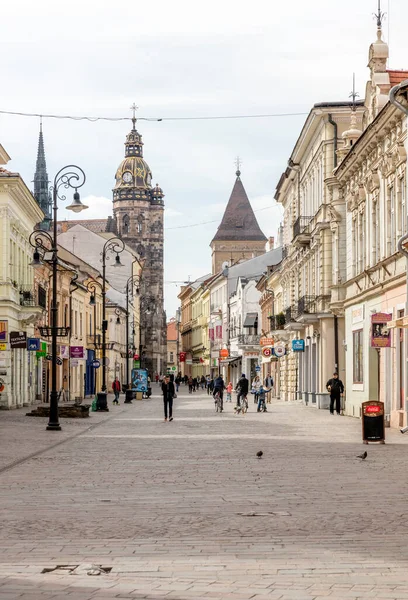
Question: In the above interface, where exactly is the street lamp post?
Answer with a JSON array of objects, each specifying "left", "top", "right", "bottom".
[
  {"left": 87, "top": 280, "right": 103, "bottom": 395},
  {"left": 99, "top": 237, "right": 125, "bottom": 409},
  {"left": 138, "top": 295, "right": 156, "bottom": 372},
  {"left": 29, "top": 165, "right": 87, "bottom": 431},
  {"left": 125, "top": 274, "right": 141, "bottom": 388}
]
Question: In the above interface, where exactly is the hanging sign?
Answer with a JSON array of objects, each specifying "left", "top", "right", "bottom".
[
  {"left": 274, "top": 344, "right": 286, "bottom": 358},
  {"left": 27, "top": 338, "right": 40, "bottom": 351},
  {"left": 70, "top": 346, "right": 84, "bottom": 358},
  {"left": 262, "top": 347, "right": 273, "bottom": 357},
  {"left": 260, "top": 337, "right": 274, "bottom": 347},
  {"left": 292, "top": 339, "right": 305, "bottom": 352},
  {"left": 371, "top": 313, "right": 392, "bottom": 348},
  {"left": 219, "top": 349, "right": 229, "bottom": 359},
  {"left": 10, "top": 332, "right": 27, "bottom": 349}
]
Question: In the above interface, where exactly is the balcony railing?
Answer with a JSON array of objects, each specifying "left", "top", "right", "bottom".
[
  {"left": 19, "top": 285, "right": 40, "bottom": 307},
  {"left": 238, "top": 334, "right": 261, "bottom": 346},
  {"left": 293, "top": 216, "right": 313, "bottom": 241},
  {"left": 268, "top": 314, "right": 286, "bottom": 331},
  {"left": 285, "top": 306, "right": 298, "bottom": 323},
  {"left": 297, "top": 295, "right": 317, "bottom": 315}
]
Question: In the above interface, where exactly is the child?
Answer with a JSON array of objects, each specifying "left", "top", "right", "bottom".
[
  {"left": 226, "top": 382, "right": 233, "bottom": 402},
  {"left": 257, "top": 386, "right": 271, "bottom": 412}
]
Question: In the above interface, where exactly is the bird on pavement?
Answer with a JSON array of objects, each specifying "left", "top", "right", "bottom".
[
  {"left": 356, "top": 451, "right": 367, "bottom": 460},
  {"left": 256, "top": 451, "right": 263, "bottom": 459}
]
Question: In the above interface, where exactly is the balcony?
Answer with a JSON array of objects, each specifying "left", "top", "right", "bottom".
[
  {"left": 284, "top": 306, "right": 303, "bottom": 331},
  {"left": 268, "top": 314, "right": 286, "bottom": 332},
  {"left": 19, "top": 286, "right": 37, "bottom": 307},
  {"left": 238, "top": 334, "right": 261, "bottom": 347},
  {"left": 293, "top": 216, "right": 313, "bottom": 245},
  {"left": 296, "top": 295, "right": 319, "bottom": 323}
]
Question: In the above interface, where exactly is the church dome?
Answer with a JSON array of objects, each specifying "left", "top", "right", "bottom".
[{"left": 113, "top": 121, "right": 153, "bottom": 201}]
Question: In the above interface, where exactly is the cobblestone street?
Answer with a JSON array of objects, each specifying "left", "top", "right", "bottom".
[{"left": 1, "top": 388, "right": 408, "bottom": 599}]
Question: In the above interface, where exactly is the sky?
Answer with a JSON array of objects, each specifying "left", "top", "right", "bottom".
[{"left": 1, "top": 0, "right": 407, "bottom": 317}]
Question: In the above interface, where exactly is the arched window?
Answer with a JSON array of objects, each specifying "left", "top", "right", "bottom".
[
  {"left": 137, "top": 215, "right": 143, "bottom": 234},
  {"left": 123, "top": 215, "right": 130, "bottom": 235}
]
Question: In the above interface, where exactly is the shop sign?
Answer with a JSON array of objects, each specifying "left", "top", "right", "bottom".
[
  {"left": 185, "top": 359, "right": 193, "bottom": 365},
  {"left": 179, "top": 352, "right": 186, "bottom": 362},
  {"left": 352, "top": 305, "right": 364, "bottom": 324},
  {"left": 292, "top": 339, "right": 305, "bottom": 352},
  {"left": 371, "top": 313, "right": 392, "bottom": 348},
  {"left": 219, "top": 349, "right": 229, "bottom": 359},
  {"left": 27, "top": 338, "right": 40, "bottom": 351},
  {"left": 362, "top": 401, "right": 385, "bottom": 443},
  {"left": 0, "top": 320, "right": 7, "bottom": 342},
  {"left": 260, "top": 337, "right": 274, "bottom": 347},
  {"left": 0, "top": 343, "right": 7, "bottom": 351},
  {"left": 60, "top": 345, "right": 70, "bottom": 359},
  {"left": 262, "top": 347, "right": 273, "bottom": 358},
  {"left": 274, "top": 344, "right": 286, "bottom": 358},
  {"left": 10, "top": 332, "right": 27, "bottom": 349},
  {"left": 215, "top": 324, "right": 222, "bottom": 339},
  {"left": 255, "top": 365, "right": 261, "bottom": 372},
  {"left": 36, "top": 341, "right": 47, "bottom": 358},
  {"left": 133, "top": 360, "right": 140, "bottom": 368},
  {"left": 70, "top": 346, "right": 84, "bottom": 358}
]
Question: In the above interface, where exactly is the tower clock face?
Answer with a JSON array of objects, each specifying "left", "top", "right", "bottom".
[{"left": 122, "top": 171, "right": 133, "bottom": 183}]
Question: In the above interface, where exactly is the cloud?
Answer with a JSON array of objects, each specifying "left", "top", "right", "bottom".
[{"left": 165, "top": 207, "right": 183, "bottom": 218}]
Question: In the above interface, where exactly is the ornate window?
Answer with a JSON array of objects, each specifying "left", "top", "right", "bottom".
[{"left": 137, "top": 215, "right": 143, "bottom": 234}]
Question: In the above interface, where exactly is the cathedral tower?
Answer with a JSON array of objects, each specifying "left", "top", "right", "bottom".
[
  {"left": 113, "top": 114, "right": 166, "bottom": 376},
  {"left": 210, "top": 167, "right": 267, "bottom": 273},
  {"left": 33, "top": 122, "right": 52, "bottom": 229}
]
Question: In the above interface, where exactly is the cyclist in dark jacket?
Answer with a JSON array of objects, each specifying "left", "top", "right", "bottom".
[
  {"left": 235, "top": 374, "right": 249, "bottom": 408},
  {"left": 213, "top": 375, "right": 225, "bottom": 411},
  {"left": 326, "top": 373, "right": 344, "bottom": 415}
]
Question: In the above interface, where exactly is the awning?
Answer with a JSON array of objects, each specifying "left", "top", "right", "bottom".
[
  {"left": 220, "top": 356, "right": 241, "bottom": 365},
  {"left": 243, "top": 313, "right": 258, "bottom": 328}
]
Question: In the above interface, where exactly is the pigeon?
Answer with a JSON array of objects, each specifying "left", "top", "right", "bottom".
[
  {"left": 256, "top": 451, "right": 263, "bottom": 459},
  {"left": 356, "top": 451, "right": 367, "bottom": 460}
]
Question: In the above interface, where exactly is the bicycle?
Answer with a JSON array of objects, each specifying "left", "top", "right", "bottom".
[
  {"left": 235, "top": 394, "right": 248, "bottom": 414},
  {"left": 214, "top": 391, "right": 223, "bottom": 413}
]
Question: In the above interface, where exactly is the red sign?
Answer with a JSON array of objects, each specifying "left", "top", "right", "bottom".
[
  {"left": 133, "top": 354, "right": 140, "bottom": 360},
  {"left": 262, "top": 347, "right": 272, "bottom": 357},
  {"left": 219, "top": 349, "right": 229, "bottom": 359},
  {"left": 179, "top": 352, "right": 186, "bottom": 363},
  {"left": 365, "top": 405, "right": 381, "bottom": 414},
  {"left": 216, "top": 325, "right": 222, "bottom": 339},
  {"left": 209, "top": 327, "right": 214, "bottom": 341}
]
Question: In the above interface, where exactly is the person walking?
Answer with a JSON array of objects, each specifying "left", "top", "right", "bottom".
[
  {"left": 200, "top": 375, "right": 206, "bottom": 390},
  {"left": 112, "top": 378, "right": 121, "bottom": 405},
  {"left": 251, "top": 375, "right": 262, "bottom": 405},
  {"left": 188, "top": 376, "right": 193, "bottom": 394},
  {"left": 161, "top": 375, "right": 175, "bottom": 422},
  {"left": 175, "top": 374, "right": 181, "bottom": 392},
  {"left": 264, "top": 373, "right": 274, "bottom": 401},
  {"left": 226, "top": 381, "right": 233, "bottom": 402},
  {"left": 326, "top": 372, "right": 344, "bottom": 415},
  {"left": 235, "top": 373, "right": 249, "bottom": 409}
]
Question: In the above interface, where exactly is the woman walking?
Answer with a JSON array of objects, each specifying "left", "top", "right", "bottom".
[
  {"left": 251, "top": 375, "right": 262, "bottom": 405},
  {"left": 161, "top": 375, "right": 175, "bottom": 422}
]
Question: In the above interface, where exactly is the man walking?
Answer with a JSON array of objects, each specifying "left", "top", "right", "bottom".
[
  {"left": 112, "top": 378, "right": 121, "bottom": 405},
  {"left": 264, "top": 373, "right": 274, "bottom": 402},
  {"left": 326, "top": 372, "right": 344, "bottom": 415},
  {"left": 161, "top": 375, "right": 175, "bottom": 422}
]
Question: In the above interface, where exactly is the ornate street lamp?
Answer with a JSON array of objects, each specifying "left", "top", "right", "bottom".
[
  {"left": 29, "top": 165, "right": 87, "bottom": 431},
  {"left": 139, "top": 295, "right": 156, "bottom": 370},
  {"left": 124, "top": 273, "right": 141, "bottom": 390},
  {"left": 99, "top": 237, "right": 125, "bottom": 409}
]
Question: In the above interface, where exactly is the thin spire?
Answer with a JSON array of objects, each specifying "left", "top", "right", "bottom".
[
  {"left": 33, "top": 121, "right": 51, "bottom": 224},
  {"left": 235, "top": 156, "right": 242, "bottom": 177},
  {"left": 374, "top": 0, "right": 385, "bottom": 32},
  {"left": 130, "top": 102, "right": 138, "bottom": 130},
  {"left": 349, "top": 73, "right": 359, "bottom": 110}
]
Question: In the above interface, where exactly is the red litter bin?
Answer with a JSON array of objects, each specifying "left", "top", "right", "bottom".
[{"left": 362, "top": 401, "right": 385, "bottom": 444}]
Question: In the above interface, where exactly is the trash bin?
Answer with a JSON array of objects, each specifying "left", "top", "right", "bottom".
[
  {"left": 125, "top": 389, "right": 134, "bottom": 403},
  {"left": 136, "top": 391, "right": 143, "bottom": 401},
  {"left": 362, "top": 401, "right": 385, "bottom": 444},
  {"left": 96, "top": 392, "right": 109, "bottom": 412}
]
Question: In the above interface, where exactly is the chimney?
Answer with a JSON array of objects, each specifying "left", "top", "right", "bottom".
[{"left": 268, "top": 236, "right": 275, "bottom": 250}]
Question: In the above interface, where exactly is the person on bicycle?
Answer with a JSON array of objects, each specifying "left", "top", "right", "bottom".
[
  {"left": 213, "top": 375, "right": 225, "bottom": 411},
  {"left": 235, "top": 373, "right": 249, "bottom": 409}
]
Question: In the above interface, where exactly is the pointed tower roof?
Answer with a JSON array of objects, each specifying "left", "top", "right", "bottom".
[
  {"left": 33, "top": 120, "right": 52, "bottom": 225},
  {"left": 211, "top": 169, "right": 267, "bottom": 243}
]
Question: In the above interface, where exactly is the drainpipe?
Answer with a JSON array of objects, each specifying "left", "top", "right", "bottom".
[
  {"left": 328, "top": 114, "right": 339, "bottom": 374},
  {"left": 390, "top": 80, "right": 408, "bottom": 426}
]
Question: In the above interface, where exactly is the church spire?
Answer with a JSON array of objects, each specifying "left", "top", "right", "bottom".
[
  {"left": 125, "top": 103, "right": 144, "bottom": 158},
  {"left": 33, "top": 119, "right": 52, "bottom": 227}
]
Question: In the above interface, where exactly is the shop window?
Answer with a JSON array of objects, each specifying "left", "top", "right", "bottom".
[{"left": 353, "top": 329, "right": 363, "bottom": 384}]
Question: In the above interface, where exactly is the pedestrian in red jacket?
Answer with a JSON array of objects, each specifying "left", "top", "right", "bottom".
[{"left": 112, "top": 378, "right": 121, "bottom": 405}]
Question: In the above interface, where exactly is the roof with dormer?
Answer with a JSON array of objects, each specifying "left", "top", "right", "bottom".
[{"left": 211, "top": 172, "right": 267, "bottom": 243}]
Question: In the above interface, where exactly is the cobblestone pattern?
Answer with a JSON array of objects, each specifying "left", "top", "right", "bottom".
[{"left": 1, "top": 386, "right": 408, "bottom": 599}]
